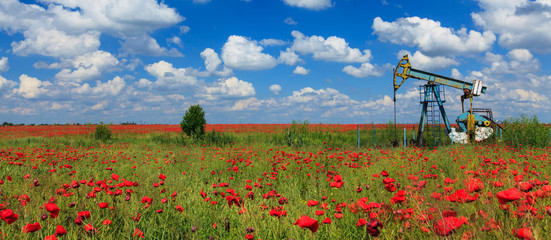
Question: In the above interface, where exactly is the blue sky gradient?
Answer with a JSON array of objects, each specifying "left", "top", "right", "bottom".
[{"left": 0, "top": 0, "right": 550, "bottom": 124}]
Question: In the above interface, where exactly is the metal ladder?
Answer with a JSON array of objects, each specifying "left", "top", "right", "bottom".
[{"left": 421, "top": 84, "right": 445, "bottom": 146}]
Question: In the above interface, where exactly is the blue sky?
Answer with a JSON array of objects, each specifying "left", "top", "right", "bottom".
[{"left": 1, "top": 0, "right": 550, "bottom": 124}]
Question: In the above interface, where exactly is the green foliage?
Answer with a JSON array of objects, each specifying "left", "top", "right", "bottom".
[
  {"left": 94, "top": 124, "right": 112, "bottom": 141},
  {"left": 282, "top": 120, "right": 309, "bottom": 147},
  {"left": 181, "top": 104, "right": 206, "bottom": 139},
  {"left": 274, "top": 120, "right": 335, "bottom": 147},
  {"left": 201, "top": 130, "right": 236, "bottom": 146},
  {"left": 502, "top": 114, "right": 550, "bottom": 147}
]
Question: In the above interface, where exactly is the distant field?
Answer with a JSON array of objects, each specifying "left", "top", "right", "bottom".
[{"left": 0, "top": 124, "right": 422, "bottom": 139}]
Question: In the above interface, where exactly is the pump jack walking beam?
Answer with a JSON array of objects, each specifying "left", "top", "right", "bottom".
[{"left": 393, "top": 56, "right": 486, "bottom": 95}]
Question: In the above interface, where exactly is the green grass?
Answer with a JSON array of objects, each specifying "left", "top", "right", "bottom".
[{"left": 0, "top": 130, "right": 550, "bottom": 239}]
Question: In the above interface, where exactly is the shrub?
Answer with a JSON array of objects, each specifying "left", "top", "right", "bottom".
[
  {"left": 94, "top": 124, "right": 112, "bottom": 141},
  {"left": 180, "top": 104, "right": 206, "bottom": 139},
  {"left": 502, "top": 114, "right": 550, "bottom": 148}
]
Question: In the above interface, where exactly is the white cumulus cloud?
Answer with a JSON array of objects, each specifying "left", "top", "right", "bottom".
[
  {"left": 55, "top": 51, "right": 120, "bottom": 83},
  {"left": 291, "top": 31, "right": 372, "bottom": 63},
  {"left": 231, "top": 97, "right": 261, "bottom": 111},
  {"left": 372, "top": 16, "right": 496, "bottom": 56},
  {"left": 11, "top": 29, "right": 101, "bottom": 58},
  {"left": 472, "top": 0, "right": 551, "bottom": 53},
  {"left": 141, "top": 61, "right": 199, "bottom": 90},
  {"left": 199, "top": 77, "right": 256, "bottom": 100},
  {"left": 73, "top": 76, "right": 126, "bottom": 96},
  {"left": 222, "top": 35, "right": 278, "bottom": 70},
  {"left": 283, "top": 0, "right": 333, "bottom": 10},
  {"left": 397, "top": 50, "right": 459, "bottom": 71},
  {"left": 0, "top": 0, "right": 184, "bottom": 58},
  {"left": 293, "top": 66, "right": 310, "bottom": 75},
  {"left": 0, "top": 57, "right": 9, "bottom": 72},
  {"left": 278, "top": 48, "right": 302, "bottom": 66},
  {"left": 342, "top": 62, "right": 384, "bottom": 78},
  {"left": 270, "top": 84, "right": 282, "bottom": 95},
  {"left": 12, "top": 74, "right": 52, "bottom": 99}
]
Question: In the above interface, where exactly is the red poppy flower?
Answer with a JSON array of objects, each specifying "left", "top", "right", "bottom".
[
  {"left": 322, "top": 217, "right": 332, "bottom": 224},
  {"left": 356, "top": 218, "right": 367, "bottom": 227},
  {"left": 512, "top": 227, "right": 532, "bottom": 239},
  {"left": 44, "top": 235, "right": 57, "bottom": 240},
  {"left": 84, "top": 224, "right": 98, "bottom": 234},
  {"left": 45, "top": 203, "right": 60, "bottom": 219},
  {"left": 496, "top": 188, "right": 522, "bottom": 204},
  {"left": 307, "top": 200, "right": 319, "bottom": 207},
  {"left": 366, "top": 219, "right": 383, "bottom": 237},
  {"left": 329, "top": 175, "right": 344, "bottom": 188},
  {"left": 159, "top": 174, "right": 166, "bottom": 180},
  {"left": 1, "top": 209, "right": 19, "bottom": 224},
  {"left": 294, "top": 215, "right": 319, "bottom": 233},
  {"left": 465, "top": 178, "right": 484, "bottom": 192},
  {"left": 98, "top": 202, "right": 108, "bottom": 209},
  {"left": 446, "top": 189, "right": 479, "bottom": 203},
  {"left": 385, "top": 183, "right": 396, "bottom": 192},
  {"left": 55, "top": 225, "right": 67, "bottom": 236},
  {"left": 391, "top": 190, "right": 407, "bottom": 204},
  {"left": 382, "top": 177, "right": 396, "bottom": 185},
  {"left": 111, "top": 174, "right": 120, "bottom": 181},
  {"left": 176, "top": 205, "right": 184, "bottom": 212},
  {"left": 434, "top": 216, "right": 468, "bottom": 236},
  {"left": 245, "top": 234, "right": 254, "bottom": 240},
  {"left": 517, "top": 182, "right": 533, "bottom": 192},
  {"left": 23, "top": 222, "right": 41, "bottom": 233},
  {"left": 133, "top": 228, "right": 145, "bottom": 238},
  {"left": 77, "top": 211, "right": 91, "bottom": 219},
  {"left": 431, "top": 192, "right": 442, "bottom": 200},
  {"left": 442, "top": 210, "right": 457, "bottom": 218}
]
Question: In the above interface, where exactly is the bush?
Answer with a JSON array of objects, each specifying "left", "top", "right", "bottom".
[
  {"left": 181, "top": 104, "right": 206, "bottom": 139},
  {"left": 502, "top": 114, "right": 550, "bottom": 148},
  {"left": 94, "top": 124, "right": 112, "bottom": 141}
]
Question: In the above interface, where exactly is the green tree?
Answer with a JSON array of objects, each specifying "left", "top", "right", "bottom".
[
  {"left": 181, "top": 104, "right": 206, "bottom": 139},
  {"left": 94, "top": 123, "right": 112, "bottom": 141}
]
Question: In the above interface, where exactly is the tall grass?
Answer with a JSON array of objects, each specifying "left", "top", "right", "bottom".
[{"left": 502, "top": 114, "right": 550, "bottom": 147}]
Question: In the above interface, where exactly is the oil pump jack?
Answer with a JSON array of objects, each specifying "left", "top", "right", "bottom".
[{"left": 392, "top": 55, "right": 501, "bottom": 146}]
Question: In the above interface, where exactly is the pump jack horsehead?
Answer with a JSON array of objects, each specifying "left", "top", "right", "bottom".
[{"left": 392, "top": 55, "right": 502, "bottom": 146}]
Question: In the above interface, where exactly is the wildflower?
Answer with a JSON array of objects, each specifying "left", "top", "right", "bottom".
[
  {"left": 23, "top": 222, "right": 41, "bottom": 233},
  {"left": 307, "top": 200, "right": 319, "bottom": 207},
  {"left": 496, "top": 188, "right": 522, "bottom": 204},
  {"left": 84, "top": 224, "right": 98, "bottom": 234},
  {"left": 133, "top": 228, "right": 145, "bottom": 238},
  {"left": 434, "top": 216, "right": 468, "bottom": 236},
  {"left": 366, "top": 219, "right": 383, "bottom": 237},
  {"left": 55, "top": 225, "right": 67, "bottom": 236},
  {"left": 294, "top": 215, "right": 319, "bottom": 233},
  {"left": 512, "top": 227, "right": 532, "bottom": 239}
]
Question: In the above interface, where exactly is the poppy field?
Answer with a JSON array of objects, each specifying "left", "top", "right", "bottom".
[{"left": 0, "top": 124, "right": 550, "bottom": 239}]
